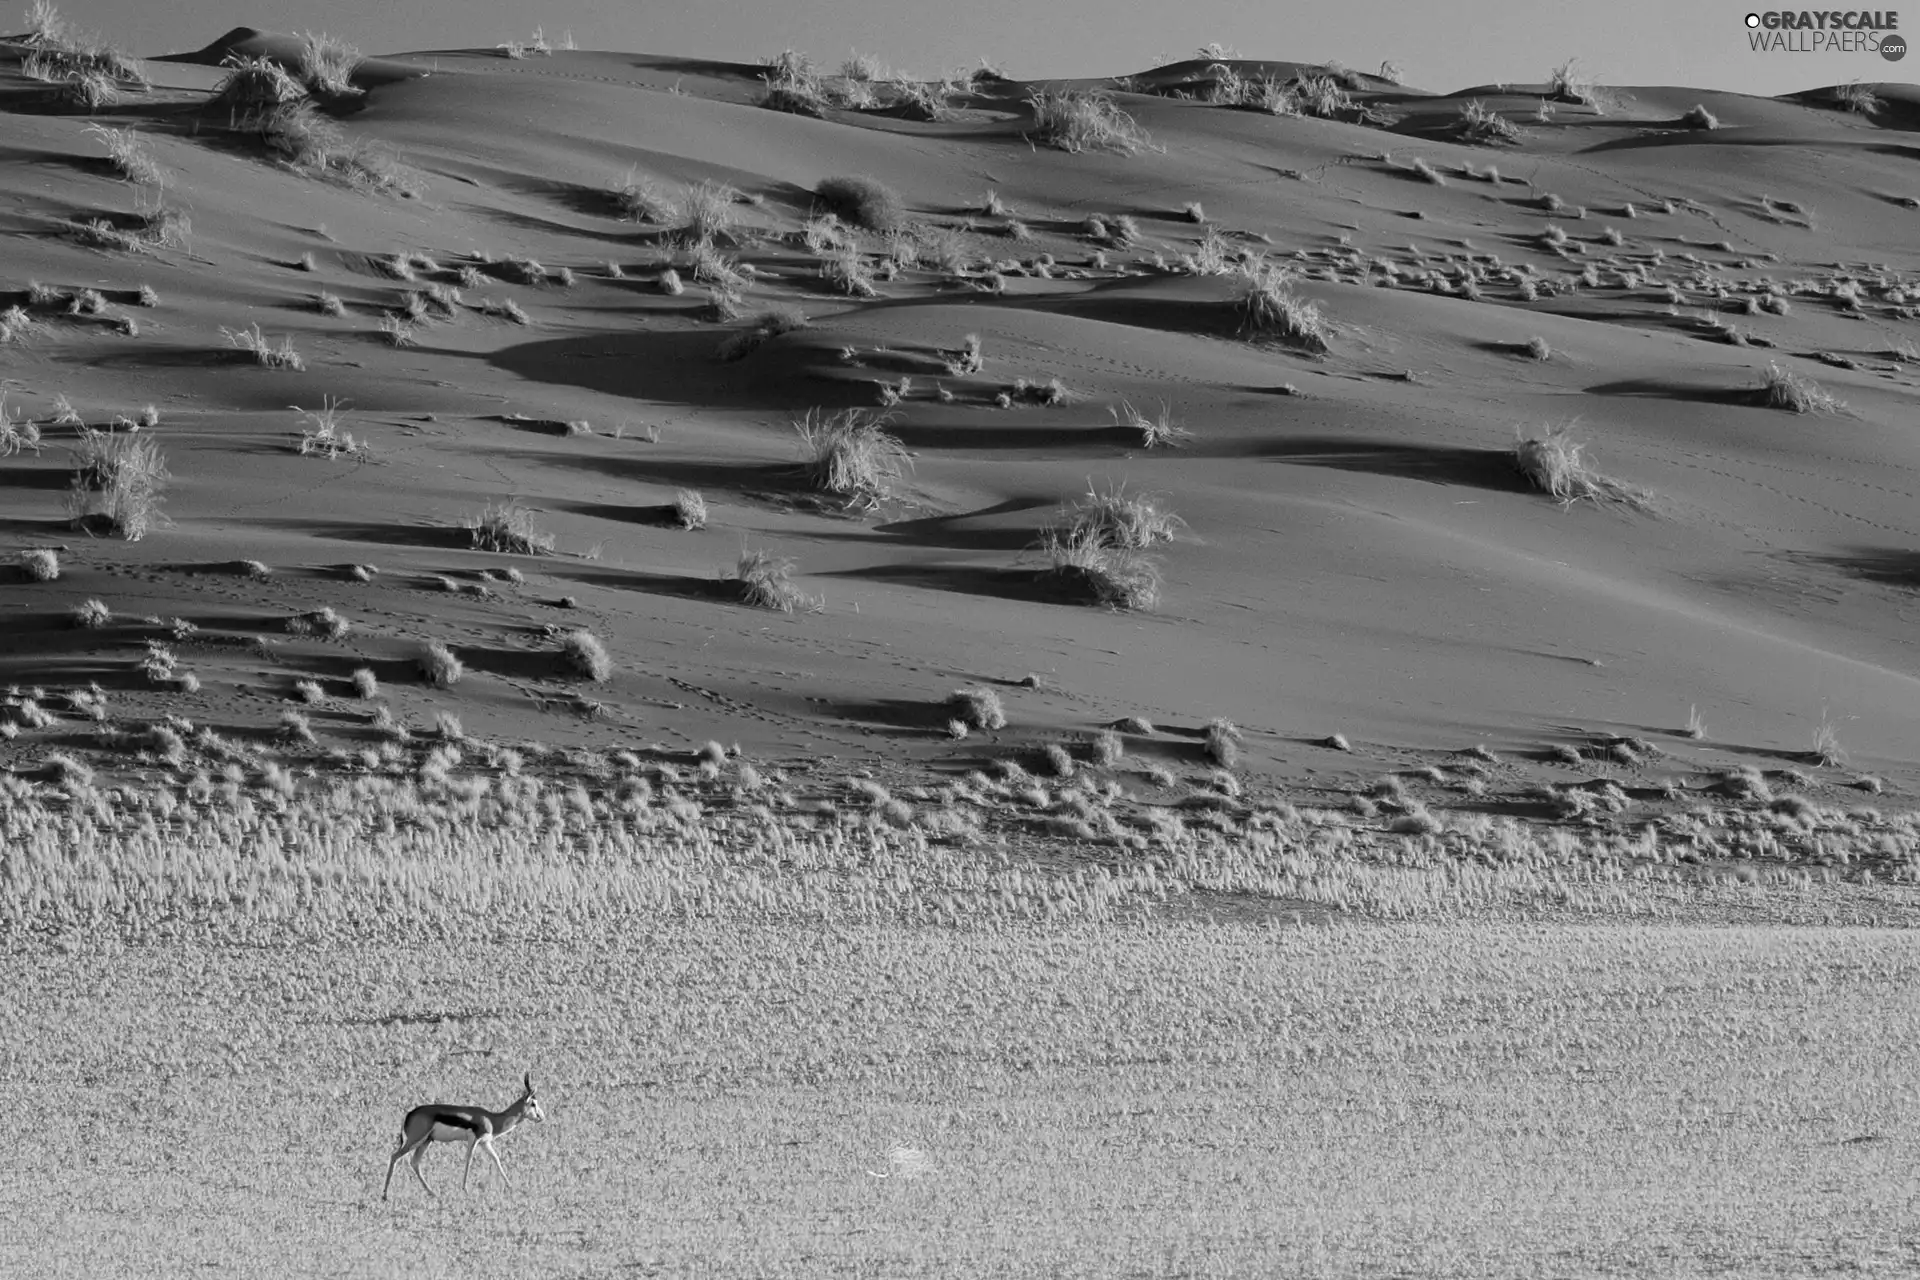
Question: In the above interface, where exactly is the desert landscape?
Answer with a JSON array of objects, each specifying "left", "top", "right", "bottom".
[{"left": 3, "top": 5, "right": 1920, "bottom": 1274}]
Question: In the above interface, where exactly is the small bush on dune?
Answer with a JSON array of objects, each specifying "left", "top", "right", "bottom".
[
  {"left": 1238, "top": 266, "right": 1331, "bottom": 352},
  {"left": 673, "top": 488, "right": 708, "bottom": 529},
  {"left": 417, "top": 640, "right": 463, "bottom": 688},
  {"left": 1109, "top": 398, "right": 1190, "bottom": 448},
  {"left": 1681, "top": 103, "right": 1718, "bottom": 129},
  {"left": 676, "top": 180, "right": 740, "bottom": 246},
  {"left": 1512, "top": 425, "right": 1647, "bottom": 507},
  {"left": 72, "top": 597, "right": 110, "bottom": 628},
  {"left": 821, "top": 243, "right": 878, "bottom": 297},
  {"left": 465, "top": 500, "right": 555, "bottom": 555},
  {"left": 1027, "top": 90, "right": 1151, "bottom": 154},
  {"left": 67, "top": 428, "right": 168, "bottom": 539},
  {"left": 214, "top": 53, "right": 307, "bottom": 113},
  {"left": 1759, "top": 362, "right": 1843, "bottom": 414},
  {"left": 1036, "top": 525, "right": 1161, "bottom": 611},
  {"left": 1062, "top": 482, "right": 1184, "bottom": 549},
  {"left": 612, "top": 168, "right": 671, "bottom": 222},
  {"left": 297, "top": 31, "right": 364, "bottom": 97},
  {"left": 1830, "top": 81, "right": 1883, "bottom": 115},
  {"left": 560, "top": 629, "right": 613, "bottom": 681},
  {"left": 1204, "top": 716, "right": 1241, "bottom": 768},
  {"left": 947, "top": 686, "right": 1007, "bottom": 731},
  {"left": 1548, "top": 59, "right": 1600, "bottom": 107},
  {"left": 19, "top": 548, "right": 59, "bottom": 581},
  {"left": 793, "top": 407, "right": 911, "bottom": 507},
  {"left": 814, "top": 175, "right": 905, "bottom": 232},
  {"left": 222, "top": 322, "right": 305, "bottom": 370},
  {"left": 83, "top": 123, "right": 166, "bottom": 186},
  {"left": 734, "top": 546, "right": 821, "bottom": 613},
  {"left": 1454, "top": 99, "right": 1520, "bottom": 144}
]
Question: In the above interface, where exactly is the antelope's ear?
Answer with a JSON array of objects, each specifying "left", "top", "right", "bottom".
[{"left": 525, "top": 1071, "right": 534, "bottom": 1093}]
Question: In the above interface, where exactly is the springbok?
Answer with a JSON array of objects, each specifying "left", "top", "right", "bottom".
[{"left": 382, "top": 1071, "right": 546, "bottom": 1199}]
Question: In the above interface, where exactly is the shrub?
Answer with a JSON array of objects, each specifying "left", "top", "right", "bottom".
[
  {"left": 1548, "top": 59, "right": 1599, "bottom": 107},
  {"left": 947, "top": 687, "right": 1008, "bottom": 731},
  {"left": 1454, "top": 100, "right": 1519, "bottom": 144},
  {"left": 67, "top": 429, "right": 168, "bottom": 539},
  {"left": 1681, "top": 104, "right": 1719, "bottom": 129},
  {"left": 814, "top": 174, "right": 906, "bottom": 234},
  {"left": 1238, "top": 266, "right": 1331, "bottom": 352},
  {"left": 72, "top": 597, "right": 110, "bottom": 628},
  {"left": 350, "top": 668, "right": 378, "bottom": 698},
  {"left": 612, "top": 168, "right": 671, "bottom": 222},
  {"left": 1811, "top": 715, "right": 1847, "bottom": 767},
  {"left": 417, "top": 640, "right": 463, "bottom": 688},
  {"left": 734, "top": 547, "right": 820, "bottom": 613},
  {"left": 1512, "top": 425, "right": 1646, "bottom": 506},
  {"left": 1830, "top": 81, "right": 1883, "bottom": 115},
  {"left": 560, "top": 629, "right": 613, "bottom": 681},
  {"left": 793, "top": 408, "right": 910, "bottom": 507},
  {"left": 1027, "top": 90, "right": 1151, "bottom": 154},
  {"left": 1061, "top": 482, "right": 1184, "bottom": 549},
  {"left": 1109, "top": 399, "right": 1190, "bottom": 448},
  {"left": 214, "top": 54, "right": 305, "bottom": 113},
  {"left": 1036, "top": 525, "right": 1161, "bottom": 610},
  {"left": 20, "top": 548, "right": 59, "bottom": 581},
  {"left": 1524, "top": 335, "right": 1552, "bottom": 361},
  {"left": 1204, "top": 717, "right": 1241, "bottom": 768},
  {"left": 1759, "top": 362, "right": 1843, "bottom": 414},
  {"left": 83, "top": 123, "right": 166, "bottom": 186},
  {"left": 222, "top": 322, "right": 306, "bottom": 370},
  {"left": 676, "top": 180, "right": 740, "bottom": 246},
  {"left": 1090, "top": 729, "right": 1124, "bottom": 766},
  {"left": 674, "top": 488, "right": 708, "bottom": 530},
  {"left": 1410, "top": 158, "right": 1445, "bottom": 185},
  {"left": 465, "top": 500, "right": 555, "bottom": 554},
  {"left": 297, "top": 31, "right": 364, "bottom": 97},
  {"left": 714, "top": 305, "right": 808, "bottom": 362},
  {"left": 821, "top": 244, "right": 878, "bottom": 297},
  {"left": 943, "top": 333, "right": 984, "bottom": 376}
]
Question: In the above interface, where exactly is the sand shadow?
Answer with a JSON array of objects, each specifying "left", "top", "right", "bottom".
[
  {"left": 827, "top": 561, "right": 1118, "bottom": 607},
  {"left": 1583, "top": 377, "right": 1758, "bottom": 406},
  {"left": 1251, "top": 436, "right": 1534, "bottom": 493},
  {"left": 888, "top": 419, "right": 1137, "bottom": 452},
  {"left": 236, "top": 519, "right": 472, "bottom": 551},
  {"left": 561, "top": 500, "right": 689, "bottom": 528},
  {"left": 1788, "top": 546, "right": 1920, "bottom": 589},
  {"left": 549, "top": 565, "right": 741, "bottom": 604}
]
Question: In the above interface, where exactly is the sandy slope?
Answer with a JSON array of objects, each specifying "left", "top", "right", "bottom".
[{"left": 2, "top": 35, "right": 1918, "bottom": 815}]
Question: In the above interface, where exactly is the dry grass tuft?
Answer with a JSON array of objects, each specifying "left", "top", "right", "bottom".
[
  {"left": 1512, "top": 425, "right": 1648, "bottom": 508},
  {"left": 560, "top": 629, "right": 613, "bottom": 681},
  {"left": 1238, "top": 266, "right": 1331, "bottom": 352},
  {"left": 676, "top": 180, "right": 741, "bottom": 246},
  {"left": 793, "top": 408, "right": 911, "bottom": 508},
  {"left": 734, "top": 547, "right": 821, "bottom": 613},
  {"left": 19, "top": 548, "right": 60, "bottom": 581},
  {"left": 417, "top": 640, "right": 463, "bottom": 688},
  {"left": 222, "top": 322, "right": 305, "bottom": 370},
  {"left": 947, "top": 687, "right": 1008, "bottom": 731},
  {"left": 1759, "top": 362, "right": 1843, "bottom": 414},
  {"left": 1027, "top": 90, "right": 1151, "bottom": 153},
  {"left": 66, "top": 428, "right": 168, "bottom": 539},
  {"left": 1109, "top": 398, "right": 1190, "bottom": 448},
  {"left": 1036, "top": 525, "right": 1161, "bottom": 611},
  {"left": 815, "top": 175, "right": 906, "bottom": 232},
  {"left": 674, "top": 488, "right": 708, "bottom": 530},
  {"left": 465, "top": 501, "right": 555, "bottom": 555}
]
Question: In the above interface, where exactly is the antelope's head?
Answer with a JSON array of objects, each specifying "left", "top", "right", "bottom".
[{"left": 523, "top": 1071, "right": 547, "bottom": 1123}]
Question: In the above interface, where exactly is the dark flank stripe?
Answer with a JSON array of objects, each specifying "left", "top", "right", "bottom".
[{"left": 405, "top": 1106, "right": 485, "bottom": 1133}]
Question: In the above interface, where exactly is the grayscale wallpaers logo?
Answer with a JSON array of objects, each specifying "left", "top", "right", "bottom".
[{"left": 1744, "top": 10, "right": 1906, "bottom": 57}]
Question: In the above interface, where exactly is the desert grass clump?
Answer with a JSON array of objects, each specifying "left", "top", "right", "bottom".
[
  {"left": 1811, "top": 714, "right": 1847, "bottom": 767},
  {"left": 0, "top": 395, "right": 43, "bottom": 455},
  {"left": 1090, "top": 728, "right": 1124, "bottom": 767},
  {"left": 612, "top": 168, "right": 671, "bottom": 222},
  {"left": 1238, "top": 266, "right": 1331, "bottom": 352},
  {"left": 83, "top": 123, "right": 166, "bottom": 186},
  {"left": 1681, "top": 103, "right": 1719, "bottom": 129},
  {"left": 560, "top": 629, "right": 613, "bottom": 681},
  {"left": 350, "top": 667, "right": 378, "bottom": 698},
  {"left": 67, "top": 428, "right": 168, "bottom": 539},
  {"left": 1758, "top": 362, "right": 1843, "bottom": 414},
  {"left": 1454, "top": 100, "right": 1520, "bottom": 145},
  {"left": 294, "top": 397, "right": 364, "bottom": 458},
  {"left": 1027, "top": 89, "right": 1151, "bottom": 154},
  {"left": 19, "top": 548, "right": 59, "bottom": 581},
  {"left": 1523, "top": 335, "right": 1552, "bottom": 361},
  {"left": 1203, "top": 716, "right": 1241, "bottom": 768},
  {"left": 1410, "top": 157, "right": 1446, "bottom": 186},
  {"left": 947, "top": 686, "right": 1008, "bottom": 732},
  {"left": 814, "top": 175, "right": 906, "bottom": 232},
  {"left": 477, "top": 297, "right": 531, "bottom": 325},
  {"left": 676, "top": 180, "right": 741, "bottom": 246},
  {"left": 793, "top": 408, "right": 910, "bottom": 507},
  {"left": 673, "top": 488, "right": 708, "bottom": 530},
  {"left": 1830, "top": 81, "right": 1883, "bottom": 115},
  {"left": 734, "top": 547, "right": 820, "bottom": 613},
  {"left": 1109, "top": 398, "right": 1190, "bottom": 448},
  {"left": 942, "top": 333, "right": 984, "bottom": 376},
  {"left": 714, "top": 304, "right": 809, "bottom": 361},
  {"left": 72, "top": 597, "right": 110, "bottom": 628},
  {"left": 1036, "top": 525, "right": 1161, "bottom": 611},
  {"left": 1062, "top": 482, "right": 1184, "bottom": 549},
  {"left": 297, "top": 31, "right": 364, "bottom": 97},
  {"left": 465, "top": 500, "right": 555, "bottom": 555},
  {"left": 222, "top": 322, "right": 306, "bottom": 370},
  {"left": 1548, "top": 59, "right": 1600, "bottom": 107},
  {"left": 417, "top": 640, "right": 463, "bottom": 688},
  {"left": 821, "top": 244, "right": 879, "bottom": 297},
  {"left": 1512, "top": 425, "right": 1645, "bottom": 507}
]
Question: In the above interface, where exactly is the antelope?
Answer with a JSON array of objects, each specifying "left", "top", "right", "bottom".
[{"left": 382, "top": 1071, "right": 546, "bottom": 1200}]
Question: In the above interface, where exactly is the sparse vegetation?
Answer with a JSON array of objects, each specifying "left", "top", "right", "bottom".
[
  {"left": 676, "top": 181, "right": 741, "bottom": 246},
  {"left": 947, "top": 687, "right": 1008, "bottom": 732},
  {"left": 66, "top": 428, "right": 168, "bottom": 539},
  {"left": 1109, "top": 399, "right": 1190, "bottom": 448},
  {"left": 674, "top": 489, "right": 708, "bottom": 530},
  {"left": 1759, "top": 362, "right": 1843, "bottom": 414},
  {"left": 1681, "top": 104, "right": 1719, "bottom": 129},
  {"left": 1238, "top": 266, "right": 1331, "bottom": 352},
  {"left": 1512, "top": 425, "right": 1646, "bottom": 507},
  {"left": 1027, "top": 90, "right": 1151, "bottom": 154},
  {"left": 814, "top": 175, "right": 905, "bottom": 232},
  {"left": 1036, "top": 525, "right": 1161, "bottom": 611},
  {"left": 560, "top": 630, "right": 613, "bottom": 681},
  {"left": 734, "top": 547, "right": 820, "bottom": 613},
  {"left": 1454, "top": 100, "right": 1520, "bottom": 145},
  {"left": 417, "top": 640, "right": 463, "bottom": 688},
  {"left": 793, "top": 408, "right": 911, "bottom": 508},
  {"left": 222, "top": 323, "right": 306, "bottom": 370},
  {"left": 465, "top": 500, "right": 556, "bottom": 555},
  {"left": 19, "top": 548, "right": 59, "bottom": 581}
]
